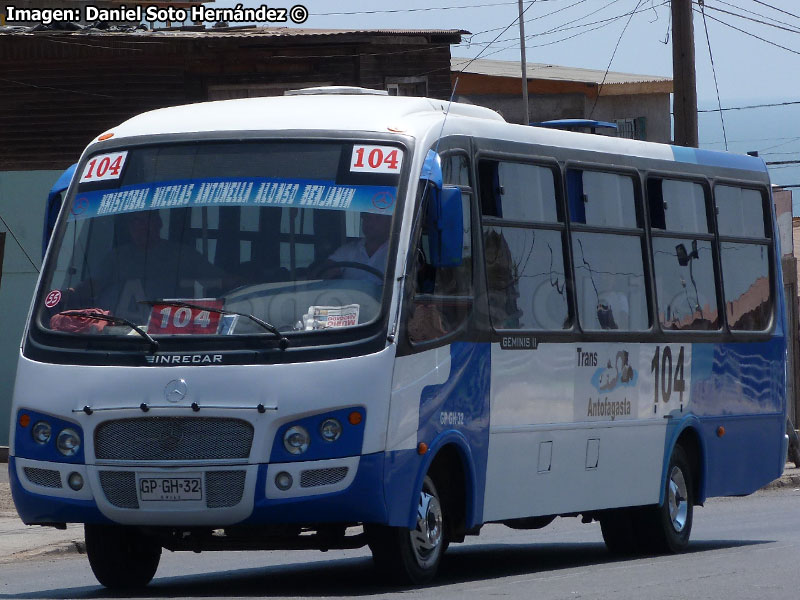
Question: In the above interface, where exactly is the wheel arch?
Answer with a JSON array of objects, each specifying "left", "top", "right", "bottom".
[
  {"left": 661, "top": 417, "right": 707, "bottom": 506},
  {"left": 403, "top": 430, "right": 479, "bottom": 534}
]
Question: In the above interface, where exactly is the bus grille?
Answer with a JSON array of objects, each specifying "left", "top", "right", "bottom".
[
  {"left": 99, "top": 471, "right": 139, "bottom": 509},
  {"left": 98, "top": 470, "right": 246, "bottom": 509},
  {"left": 24, "top": 467, "right": 62, "bottom": 488},
  {"left": 94, "top": 417, "right": 254, "bottom": 461},
  {"left": 300, "top": 467, "right": 348, "bottom": 488},
  {"left": 206, "top": 471, "right": 246, "bottom": 508}
]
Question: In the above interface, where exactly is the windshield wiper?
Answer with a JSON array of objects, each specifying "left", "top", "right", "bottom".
[
  {"left": 57, "top": 310, "right": 159, "bottom": 354},
  {"left": 138, "top": 300, "right": 289, "bottom": 350}
]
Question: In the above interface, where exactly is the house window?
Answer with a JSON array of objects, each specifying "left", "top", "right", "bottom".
[
  {"left": 386, "top": 77, "right": 428, "bottom": 97},
  {"left": 615, "top": 117, "right": 647, "bottom": 140}
]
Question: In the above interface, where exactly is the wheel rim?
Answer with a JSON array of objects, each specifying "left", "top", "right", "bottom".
[
  {"left": 409, "top": 487, "right": 443, "bottom": 568},
  {"left": 668, "top": 465, "right": 689, "bottom": 533}
]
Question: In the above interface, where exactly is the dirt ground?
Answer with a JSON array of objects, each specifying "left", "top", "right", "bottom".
[{"left": 0, "top": 482, "right": 15, "bottom": 515}]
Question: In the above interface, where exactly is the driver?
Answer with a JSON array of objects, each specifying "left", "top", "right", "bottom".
[{"left": 317, "top": 211, "right": 391, "bottom": 282}]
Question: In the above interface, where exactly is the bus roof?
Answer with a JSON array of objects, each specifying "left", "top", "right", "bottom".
[
  {"left": 96, "top": 91, "right": 767, "bottom": 176},
  {"left": 101, "top": 93, "right": 504, "bottom": 142}
]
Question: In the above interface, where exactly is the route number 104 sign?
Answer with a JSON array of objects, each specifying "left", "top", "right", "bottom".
[
  {"left": 79, "top": 151, "right": 128, "bottom": 183},
  {"left": 350, "top": 145, "right": 403, "bottom": 174}
]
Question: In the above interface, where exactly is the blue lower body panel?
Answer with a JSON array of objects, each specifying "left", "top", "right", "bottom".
[
  {"left": 9, "top": 457, "right": 111, "bottom": 525},
  {"left": 243, "top": 452, "right": 388, "bottom": 525},
  {"left": 699, "top": 413, "right": 784, "bottom": 497}
]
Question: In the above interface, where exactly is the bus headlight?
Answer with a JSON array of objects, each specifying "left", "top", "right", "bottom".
[
  {"left": 56, "top": 428, "right": 81, "bottom": 456},
  {"left": 320, "top": 418, "right": 342, "bottom": 442},
  {"left": 32, "top": 421, "right": 52, "bottom": 445},
  {"left": 283, "top": 426, "right": 310, "bottom": 455}
]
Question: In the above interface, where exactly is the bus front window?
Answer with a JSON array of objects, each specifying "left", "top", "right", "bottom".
[{"left": 37, "top": 141, "right": 403, "bottom": 342}]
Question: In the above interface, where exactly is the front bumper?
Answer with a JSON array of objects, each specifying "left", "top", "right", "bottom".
[{"left": 9, "top": 453, "right": 388, "bottom": 527}]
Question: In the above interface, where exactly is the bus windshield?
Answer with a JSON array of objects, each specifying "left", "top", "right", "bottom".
[{"left": 36, "top": 140, "right": 403, "bottom": 342}]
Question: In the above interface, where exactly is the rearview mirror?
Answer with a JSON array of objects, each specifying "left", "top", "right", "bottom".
[{"left": 426, "top": 185, "right": 463, "bottom": 268}]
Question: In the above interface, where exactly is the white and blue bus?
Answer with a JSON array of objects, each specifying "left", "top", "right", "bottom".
[{"left": 9, "top": 87, "right": 788, "bottom": 587}]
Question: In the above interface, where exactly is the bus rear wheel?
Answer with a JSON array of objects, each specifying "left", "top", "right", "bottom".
[
  {"left": 84, "top": 524, "right": 161, "bottom": 589},
  {"left": 600, "top": 445, "right": 694, "bottom": 555},
  {"left": 367, "top": 475, "right": 446, "bottom": 585},
  {"left": 643, "top": 444, "right": 694, "bottom": 553}
]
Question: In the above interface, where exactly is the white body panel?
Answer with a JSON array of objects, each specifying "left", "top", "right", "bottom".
[
  {"left": 11, "top": 347, "right": 396, "bottom": 524},
  {"left": 388, "top": 348, "right": 450, "bottom": 451},
  {"left": 483, "top": 342, "right": 692, "bottom": 521}
]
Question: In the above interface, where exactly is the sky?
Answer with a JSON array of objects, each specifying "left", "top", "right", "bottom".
[{"left": 209, "top": 0, "right": 800, "bottom": 196}]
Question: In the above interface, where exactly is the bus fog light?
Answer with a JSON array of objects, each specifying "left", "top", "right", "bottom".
[
  {"left": 67, "top": 472, "right": 84, "bottom": 491},
  {"left": 56, "top": 428, "right": 81, "bottom": 456},
  {"left": 283, "top": 426, "right": 309, "bottom": 454},
  {"left": 320, "top": 418, "right": 342, "bottom": 442},
  {"left": 32, "top": 421, "right": 52, "bottom": 445},
  {"left": 275, "top": 471, "right": 293, "bottom": 490}
]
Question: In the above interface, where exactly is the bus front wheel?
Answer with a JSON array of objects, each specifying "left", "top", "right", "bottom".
[
  {"left": 367, "top": 475, "right": 446, "bottom": 585},
  {"left": 84, "top": 524, "right": 161, "bottom": 589}
]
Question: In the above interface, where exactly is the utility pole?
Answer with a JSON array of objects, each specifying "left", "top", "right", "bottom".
[
  {"left": 518, "top": 0, "right": 530, "bottom": 126},
  {"left": 672, "top": 0, "right": 698, "bottom": 147}
]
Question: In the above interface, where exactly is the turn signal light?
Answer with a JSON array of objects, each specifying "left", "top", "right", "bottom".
[
  {"left": 18, "top": 413, "right": 30, "bottom": 428},
  {"left": 348, "top": 411, "right": 363, "bottom": 426}
]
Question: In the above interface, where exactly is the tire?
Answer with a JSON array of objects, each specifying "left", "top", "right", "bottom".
[
  {"left": 367, "top": 475, "right": 446, "bottom": 585},
  {"left": 599, "top": 508, "right": 638, "bottom": 555},
  {"left": 640, "top": 445, "right": 694, "bottom": 554},
  {"left": 84, "top": 524, "right": 161, "bottom": 589}
]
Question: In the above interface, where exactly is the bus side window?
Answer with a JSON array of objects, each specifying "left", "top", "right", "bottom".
[
  {"left": 407, "top": 188, "right": 473, "bottom": 344},
  {"left": 479, "top": 159, "right": 569, "bottom": 331},
  {"left": 567, "top": 169, "right": 649, "bottom": 331},
  {"left": 648, "top": 178, "right": 720, "bottom": 331},
  {"left": 442, "top": 153, "right": 471, "bottom": 187},
  {"left": 715, "top": 185, "right": 772, "bottom": 331}
]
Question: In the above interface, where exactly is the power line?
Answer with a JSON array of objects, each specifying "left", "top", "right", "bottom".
[
  {"left": 460, "top": 0, "right": 661, "bottom": 49},
  {"left": 312, "top": 1, "right": 545, "bottom": 16},
  {"left": 452, "top": 1, "right": 537, "bottom": 75},
  {"left": 698, "top": 99, "right": 800, "bottom": 112},
  {"left": 695, "top": 7, "right": 800, "bottom": 56},
  {"left": 707, "top": 0, "right": 800, "bottom": 33},
  {"left": 458, "top": 0, "right": 666, "bottom": 62},
  {"left": 749, "top": 0, "right": 800, "bottom": 21},
  {"left": 459, "top": 0, "right": 596, "bottom": 46},
  {"left": 699, "top": 1, "right": 727, "bottom": 149},
  {"left": 589, "top": 0, "right": 645, "bottom": 118},
  {"left": 700, "top": 1, "right": 800, "bottom": 35}
]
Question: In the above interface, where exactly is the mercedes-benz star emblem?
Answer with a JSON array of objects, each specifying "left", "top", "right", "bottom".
[{"left": 165, "top": 379, "right": 188, "bottom": 403}]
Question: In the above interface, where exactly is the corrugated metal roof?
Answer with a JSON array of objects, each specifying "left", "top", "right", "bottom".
[
  {"left": 451, "top": 57, "right": 671, "bottom": 86},
  {"left": 0, "top": 26, "right": 466, "bottom": 40}
]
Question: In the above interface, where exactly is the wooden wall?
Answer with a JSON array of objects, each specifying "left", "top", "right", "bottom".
[{"left": 0, "top": 31, "right": 457, "bottom": 171}]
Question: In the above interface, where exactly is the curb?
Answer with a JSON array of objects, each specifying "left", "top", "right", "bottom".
[
  {"left": 764, "top": 473, "right": 800, "bottom": 490},
  {"left": 0, "top": 539, "right": 85, "bottom": 565}
]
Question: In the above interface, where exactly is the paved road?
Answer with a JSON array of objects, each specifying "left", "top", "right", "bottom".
[{"left": 1, "top": 486, "right": 799, "bottom": 599}]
